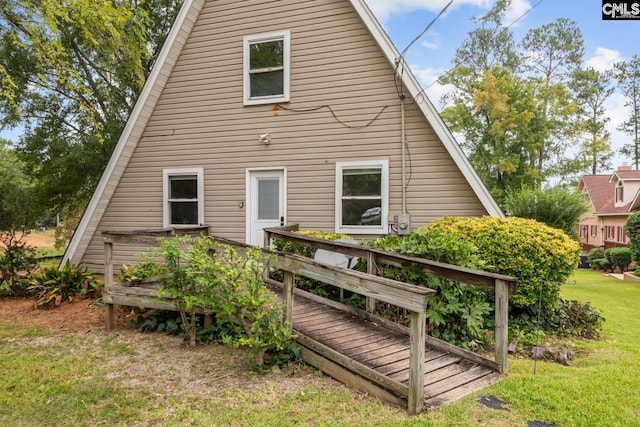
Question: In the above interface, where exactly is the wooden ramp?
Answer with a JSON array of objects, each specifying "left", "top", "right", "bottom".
[
  {"left": 102, "top": 227, "right": 518, "bottom": 414},
  {"left": 273, "top": 285, "right": 504, "bottom": 410}
]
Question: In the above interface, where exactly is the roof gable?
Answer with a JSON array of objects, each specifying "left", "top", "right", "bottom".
[{"left": 62, "top": 0, "right": 502, "bottom": 266}]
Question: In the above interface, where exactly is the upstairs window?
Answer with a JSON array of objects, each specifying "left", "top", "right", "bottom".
[
  {"left": 243, "top": 31, "right": 290, "bottom": 105},
  {"left": 616, "top": 181, "right": 624, "bottom": 203},
  {"left": 163, "top": 168, "right": 204, "bottom": 227},
  {"left": 335, "top": 160, "right": 388, "bottom": 234}
]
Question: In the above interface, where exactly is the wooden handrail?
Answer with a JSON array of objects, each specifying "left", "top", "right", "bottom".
[
  {"left": 264, "top": 225, "right": 518, "bottom": 374},
  {"left": 264, "top": 227, "right": 517, "bottom": 293},
  {"left": 270, "top": 250, "right": 432, "bottom": 416}
]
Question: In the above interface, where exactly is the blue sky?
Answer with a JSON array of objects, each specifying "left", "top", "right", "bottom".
[{"left": 365, "top": 0, "right": 640, "bottom": 170}]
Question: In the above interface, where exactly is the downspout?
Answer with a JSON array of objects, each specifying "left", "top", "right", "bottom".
[{"left": 401, "top": 95, "right": 407, "bottom": 214}]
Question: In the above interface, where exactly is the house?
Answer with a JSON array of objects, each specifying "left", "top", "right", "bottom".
[
  {"left": 577, "top": 165, "right": 640, "bottom": 253},
  {"left": 62, "top": 0, "right": 502, "bottom": 273}
]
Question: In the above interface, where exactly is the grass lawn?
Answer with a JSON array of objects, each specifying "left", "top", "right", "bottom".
[{"left": 1, "top": 269, "right": 639, "bottom": 426}]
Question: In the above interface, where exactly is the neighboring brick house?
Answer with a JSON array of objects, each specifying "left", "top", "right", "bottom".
[{"left": 578, "top": 165, "right": 640, "bottom": 253}]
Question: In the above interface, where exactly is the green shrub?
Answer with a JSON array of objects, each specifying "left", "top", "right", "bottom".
[
  {"left": 547, "top": 299, "right": 604, "bottom": 339},
  {"left": 374, "top": 228, "right": 491, "bottom": 349},
  {"left": 626, "top": 211, "right": 640, "bottom": 262},
  {"left": 425, "top": 216, "right": 581, "bottom": 311},
  {"left": 133, "top": 236, "right": 295, "bottom": 367},
  {"left": 590, "top": 258, "right": 612, "bottom": 272},
  {"left": 510, "top": 298, "right": 604, "bottom": 344},
  {"left": 28, "top": 260, "right": 103, "bottom": 308},
  {"left": 137, "top": 310, "right": 236, "bottom": 345},
  {"left": 587, "top": 247, "right": 605, "bottom": 267},
  {"left": 0, "top": 232, "right": 37, "bottom": 295},
  {"left": 605, "top": 247, "right": 632, "bottom": 273},
  {"left": 503, "top": 186, "right": 588, "bottom": 240}
]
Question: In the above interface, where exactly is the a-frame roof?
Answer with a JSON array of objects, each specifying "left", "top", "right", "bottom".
[{"left": 62, "top": 0, "right": 502, "bottom": 266}]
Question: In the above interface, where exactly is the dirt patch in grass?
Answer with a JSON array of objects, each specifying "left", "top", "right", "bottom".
[
  {"left": 0, "top": 297, "right": 355, "bottom": 406},
  {"left": 0, "top": 296, "right": 104, "bottom": 332}
]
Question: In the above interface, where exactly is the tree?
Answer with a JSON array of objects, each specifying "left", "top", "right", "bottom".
[
  {"left": 614, "top": 55, "right": 640, "bottom": 169},
  {"left": 625, "top": 211, "right": 640, "bottom": 263},
  {"left": 568, "top": 67, "right": 615, "bottom": 175},
  {"left": 441, "top": 0, "right": 520, "bottom": 107},
  {"left": 520, "top": 18, "right": 584, "bottom": 178},
  {"left": 441, "top": 68, "right": 544, "bottom": 202},
  {"left": 0, "top": 139, "right": 38, "bottom": 289},
  {"left": 0, "top": 0, "right": 183, "bottom": 216},
  {"left": 503, "top": 186, "right": 588, "bottom": 240}
]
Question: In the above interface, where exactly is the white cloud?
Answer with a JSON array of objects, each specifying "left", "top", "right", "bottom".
[
  {"left": 365, "top": 0, "right": 492, "bottom": 22},
  {"left": 503, "top": 0, "right": 531, "bottom": 27},
  {"left": 586, "top": 47, "right": 623, "bottom": 72},
  {"left": 419, "top": 31, "right": 441, "bottom": 50},
  {"left": 409, "top": 64, "right": 454, "bottom": 109}
]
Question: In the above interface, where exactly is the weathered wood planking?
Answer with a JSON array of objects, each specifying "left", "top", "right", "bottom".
[
  {"left": 264, "top": 225, "right": 518, "bottom": 374},
  {"left": 286, "top": 286, "right": 505, "bottom": 410},
  {"left": 102, "top": 227, "right": 511, "bottom": 413}
]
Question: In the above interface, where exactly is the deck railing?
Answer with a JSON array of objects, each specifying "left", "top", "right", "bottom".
[{"left": 264, "top": 225, "right": 518, "bottom": 374}]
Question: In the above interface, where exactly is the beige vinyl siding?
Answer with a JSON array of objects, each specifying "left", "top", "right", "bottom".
[{"left": 79, "top": 0, "right": 486, "bottom": 272}]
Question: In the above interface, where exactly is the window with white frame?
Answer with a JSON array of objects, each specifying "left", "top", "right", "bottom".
[
  {"left": 616, "top": 181, "right": 624, "bottom": 203},
  {"left": 335, "top": 160, "right": 388, "bottom": 234},
  {"left": 243, "top": 31, "right": 290, "bottom": 105},
  {"left": 163, "top": 168, "right": 204, "bottom": 227}
]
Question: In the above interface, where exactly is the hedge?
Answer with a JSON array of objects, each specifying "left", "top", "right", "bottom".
[{"left": 424, "top": 216, "right": 581, "bottom": 311}]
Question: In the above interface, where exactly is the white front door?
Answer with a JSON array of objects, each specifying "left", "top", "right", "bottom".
[{"left": 247, "top": 169, "right": 285, "bottom": 247}]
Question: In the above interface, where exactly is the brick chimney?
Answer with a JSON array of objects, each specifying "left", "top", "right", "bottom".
[{"left": 618, "top": 164, "right": 632, "bottom": 171}]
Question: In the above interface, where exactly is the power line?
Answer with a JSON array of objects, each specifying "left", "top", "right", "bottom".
[{"left": 394, "top": 0, "right": 455, "bottom": 99}]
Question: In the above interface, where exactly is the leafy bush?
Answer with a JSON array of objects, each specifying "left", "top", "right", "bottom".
[
  {"left": 590, "top": 258, "right": 612, "bottom": 272},
  {"left": 137, "top": 310, "right": 236, "bottom": 344},
  {"left": 119, "top": 259, "right": 165, "bottom": 283},
  {"left": 374, "top": 228, "right": 492, "bottom": 349},
  {"left": 547, "top": 299, "right": 604, "bottom": 339},
  {"left": 132, "top": 236, "right": 295, "bottom": 367},
  {"left": 503, "top": 186, "right": 588, "bottom": 240},
  {"left": 626, "top": 211, "right": 640, "bottom": 262},
  {"left": 604, "top": 247, "right": 632, "bottom": 273},
  {"left": 587, "top": 247, "right": 605, "bottom": 267},
  {"left": 510, "top": 299, "right": 604, "bottom": 344},
  {"left": 28, "top": 260, "right": 103, "bottom": 308},
  {"left": 0, "top": 232, "right": 37, "bottom": 295},
  {"left": 425, "top": 216, "right": 581, "bottom": 311}
]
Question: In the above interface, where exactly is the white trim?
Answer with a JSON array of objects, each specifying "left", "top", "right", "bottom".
[
  {"left": 349, "top": 0, "right": 503, "bottom": 218},
  {"left": 243, "top": 31, "right": 291, "bottom": 105},
  {"left": 245, "top": 167, "right": 287, "bottom": 245},
  {"left": 335, "top": 160, "right": 389, "bottom": 235},
  {"left": 162, "top": 168, "right": 204, "bottom": 228}
]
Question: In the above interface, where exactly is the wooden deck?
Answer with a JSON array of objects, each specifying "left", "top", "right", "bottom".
[
  {"left": 101, "top": 227, "right": 517, "bottom": 414},
  {"left": 271, "top": 284, "right": 504, "bottom": 410}
]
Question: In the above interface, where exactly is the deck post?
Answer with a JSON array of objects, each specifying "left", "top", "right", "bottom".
[
  {"left": 494, "top": 279, "right": 509, "bottom": 373},
  {"left": 283, "top": 270, "right": 295, "bottom": 327},
  {"left": 365, "top": 252, "right": 377, "bottom": 313},
  {"left": 407, "top": 309, "right": 426, "bottom": 415},
  {"left": 104, "top": 240, "right": 115, "bottom": 331},
  {"left": 263, "top": 228, "right": 271, "bottom": 249}
]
